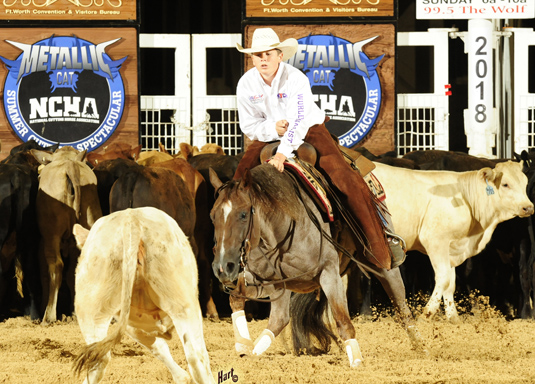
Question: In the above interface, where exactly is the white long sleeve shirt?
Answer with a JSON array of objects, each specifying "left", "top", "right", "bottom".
[{"left": 236, "top": 62, "right": 326, "bottom": 158}]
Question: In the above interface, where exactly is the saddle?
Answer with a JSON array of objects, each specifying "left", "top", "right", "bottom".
[{"left": 259, "top": 142, "right": 386, "bottom": 221}]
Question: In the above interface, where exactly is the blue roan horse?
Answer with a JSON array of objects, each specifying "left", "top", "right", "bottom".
[{"left": 209, "top": 163, "right": 424, "bottom": 367}]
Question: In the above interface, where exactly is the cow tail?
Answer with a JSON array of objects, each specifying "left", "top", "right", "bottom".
[
  {"left": 73, "top": 218, "right": 140, "bottom": 377},
  {"left": 290, "top": 291, "right": 338, "bottom": 356},
  {"left": 66, "top": 162, "right": 82, "bottom": 220}
]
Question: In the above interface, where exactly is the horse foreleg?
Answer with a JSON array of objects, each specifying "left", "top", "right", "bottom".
[
  {"left": 229, "top": 275, "right": 253, "bottom": 356},
  {"left": 253, "top": 289, "right": 291, "bottom": 356},
  {"left": 320, "top": 269, "right": 362, "bottom": 368}
]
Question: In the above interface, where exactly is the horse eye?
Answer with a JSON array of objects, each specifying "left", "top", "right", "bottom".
[{"left": 240, "top": 211, "right": 247, "bottom": 220}]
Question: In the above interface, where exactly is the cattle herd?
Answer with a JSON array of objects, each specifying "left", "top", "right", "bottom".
[{"left": 1, "top": 139, "right": 535, "bottom": 383}]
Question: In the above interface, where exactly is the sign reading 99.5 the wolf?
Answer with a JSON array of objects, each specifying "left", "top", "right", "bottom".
[
  {"left": 244, "top": 25, "right": 395, "bottom": 154},
  {"left": 0, "top": 30, "right": 136, "bottom": 152}
]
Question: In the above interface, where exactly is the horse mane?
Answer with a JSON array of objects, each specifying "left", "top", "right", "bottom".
[{"left": 231, "top": 164, "right": 302, "bottom": 221}]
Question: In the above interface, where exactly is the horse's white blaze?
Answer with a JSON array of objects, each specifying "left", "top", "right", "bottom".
[{"left": 218, "top": 200, "right": 233, "bottom": 258}]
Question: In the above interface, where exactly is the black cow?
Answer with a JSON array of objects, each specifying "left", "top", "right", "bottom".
[{"left": 0, "top": 153, "right": 42, "bottom": 319}]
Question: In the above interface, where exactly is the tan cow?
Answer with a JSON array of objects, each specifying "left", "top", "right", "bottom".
[
  {"left": 31, "top": 146, "right": 102, "bottom": 324},
  {"left": 372, "top": 160, "right": 534, "bottom": 321},
  {"left": 72, "top": 207, "right": 215, "bottom": 384}
]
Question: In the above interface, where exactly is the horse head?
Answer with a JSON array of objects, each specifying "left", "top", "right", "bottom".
[{"left": 209, "top": 168, "right": 260, "bottom": 285}]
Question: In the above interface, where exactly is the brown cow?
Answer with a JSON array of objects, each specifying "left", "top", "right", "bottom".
[
  {"left": 85, "top": 142, "right": 142, "bottom": 168},
  {"left": 31, "top": 146, "right": 102, "bottom": 324},
  {"left": 110, "top": 165, "right": 197, "bottom": 263},
  {"left": 150, "top": 158, "right": 218, "bottom": 319}
]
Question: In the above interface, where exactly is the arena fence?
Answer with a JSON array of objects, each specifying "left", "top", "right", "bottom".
[{"left": 139, "top": 29, "right": 535, "bottom": 157}]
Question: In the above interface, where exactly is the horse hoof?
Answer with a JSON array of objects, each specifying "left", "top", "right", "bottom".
[
  {"left": 235, "top": 342, "right": 253, "bottom": 356},
  {"left": 350, "top": 359, "right": 363, "bottom": 368}
]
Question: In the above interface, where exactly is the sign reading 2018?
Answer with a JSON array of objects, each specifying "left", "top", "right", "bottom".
[
  {"left": 288, "top": 34, "right": 383, "bottom": 147},
  {"left": 0, "top": 35, "right": 127, "bottom": 151}
]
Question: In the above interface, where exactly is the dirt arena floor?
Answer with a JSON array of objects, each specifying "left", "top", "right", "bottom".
[{"left": 2, "top": 293, "right": 535, "bottom": 384}]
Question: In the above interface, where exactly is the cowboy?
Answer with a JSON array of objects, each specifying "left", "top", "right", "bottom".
[{"left": 233, "top": 27, "right": 404, "bottom": 269}]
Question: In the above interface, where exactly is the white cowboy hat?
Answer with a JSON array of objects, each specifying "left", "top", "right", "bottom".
[{"left": 236, "top": 28, "right": 298, "bottom": 59}]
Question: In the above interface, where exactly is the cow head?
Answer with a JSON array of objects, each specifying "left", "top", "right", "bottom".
[
  {"left": 31, "top": 146, "right": 87, "bottom": 166},
  {"left": 478, "top": 161, "right": 534, "bottom": 218}
]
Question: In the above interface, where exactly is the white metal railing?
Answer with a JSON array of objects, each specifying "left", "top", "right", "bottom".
[{"left": 512, "top": 28, "right": 535, "bottom": 153}]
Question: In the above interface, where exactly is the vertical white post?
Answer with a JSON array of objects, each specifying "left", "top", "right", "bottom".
[{"left": 464, "top": 19, "right": 495, "bottom": 157}]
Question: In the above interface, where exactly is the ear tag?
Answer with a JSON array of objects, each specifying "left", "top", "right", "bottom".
[{"left": 485, "top": 179, "right": 495, "bottom": 196}]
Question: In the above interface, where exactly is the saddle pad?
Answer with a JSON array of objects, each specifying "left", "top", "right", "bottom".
[
  {"left": 364, "top": 172, "right": 386, "bottom": 202},
  {"left": 280, "top": 158, "right": 335, "bottom": 222}
]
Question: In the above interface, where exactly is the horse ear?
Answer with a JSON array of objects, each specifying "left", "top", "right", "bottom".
[
  {"left": 209, "top": 167, "right": 223, "bottom": 190},
  {"left": 242, "top": 168, "right": 253, "bottom": 189}
]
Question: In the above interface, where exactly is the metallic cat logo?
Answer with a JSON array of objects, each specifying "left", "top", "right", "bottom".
[
  {"left": 287, "top": 34, "right": 383, "bottom": 147},
  {"left": 0, "top": 35, "right": 127, "bottom": 151}
]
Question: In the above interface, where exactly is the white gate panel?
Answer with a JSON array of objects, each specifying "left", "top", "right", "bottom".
[
  {"left": 191, "top": 34, "right": 242, "bottom": 154},
  {"left": 139, "top": 34, "right": 191, "bottom": 153},
  {"left": 397, "top": 29, "right": 452, "bottom": 154},
  {"left": 512, "top": 28, "right": 535, "bottom": 152}
]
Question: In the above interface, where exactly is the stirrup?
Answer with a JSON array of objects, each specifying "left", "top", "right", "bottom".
[{"left": 386, "top": 230, "right": 407, "bottom": 269}]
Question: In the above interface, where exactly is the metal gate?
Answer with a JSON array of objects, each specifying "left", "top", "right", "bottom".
[
  {"left": 396, "top": 29, "right": 452, "bottom": 155},
  {"left": 512, "top": 28, "right": 535, "bottom": 153},
  {"left": 139, "top": 33, "right": 242, "bottom": 155}
]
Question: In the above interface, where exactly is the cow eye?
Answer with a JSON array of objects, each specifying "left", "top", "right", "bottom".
[{"left": 502, "top": 183, "right": 509, "bottom": 188}]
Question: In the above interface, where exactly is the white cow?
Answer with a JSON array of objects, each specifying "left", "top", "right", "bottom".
[
  {"left": 71, "top": 207, "right": 215, "bottom": 384},
  {"left": 372, "top": 160, "right": 534, "bottom": 321}
]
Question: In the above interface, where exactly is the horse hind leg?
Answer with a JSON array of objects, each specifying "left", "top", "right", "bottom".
[
  {"left": 319, "top": 270, "right": 363, "bottom": 368},
  {"left": 373, "top": 266, "right": 427, "bottom": 354}
]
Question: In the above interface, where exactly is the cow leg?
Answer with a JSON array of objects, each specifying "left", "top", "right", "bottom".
[
  {"left": 319, "top": 268, "right": 363, "bottom": 368},
  {"left": 76, "top": 314, "right": 113, "bottom": 384},
  {"left": 519, "top": 237, "right": 532, "bottom": 319},
  {"left": 423, "top": 259, "right": 455, "bottom": 321},
  {"left": 41, "top": 237, "right": 63, "bottom": 324},
  {"left": 126, "top": 326, "right": 192, "bottom": 384},
  {"left": 166, "top": 311, "right": 215, "bottom": 384},
  {"left": 441, "top": 267, "right": 459, "bottom": 322}
]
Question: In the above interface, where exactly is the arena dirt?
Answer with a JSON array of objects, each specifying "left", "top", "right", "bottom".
[{"left": 1, "top": 293, "right": 535, "bottom": 384}]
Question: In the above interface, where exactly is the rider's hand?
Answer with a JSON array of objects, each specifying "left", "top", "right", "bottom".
[
  {"left": 276, "top": 120, "right": 288, "bottom": 137},
  {"left": 269, "top": 152, "right": 287, "bottom": 173}
]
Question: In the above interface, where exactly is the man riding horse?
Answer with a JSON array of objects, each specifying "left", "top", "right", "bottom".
[{"left": 233, "top": 27, "right": 404, "bottom": 270}]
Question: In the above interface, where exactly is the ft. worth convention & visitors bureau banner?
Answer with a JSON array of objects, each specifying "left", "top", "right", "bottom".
[
  {"left": 0, "top": 0, "right": 136, "bottom": 21},
  {"left": 245, "top": 0, "right": 394, "bottom": 18}
]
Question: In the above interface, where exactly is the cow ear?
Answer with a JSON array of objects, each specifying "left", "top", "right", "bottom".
[
  {"left": 30, "top": 149, "right": 53, "bottom": 165},
  {"left": 478, "top": 167, "right": 496, "bottom": 183},
  {"left": 73, "top": 223, "right": 89, "bottom": 249},
  {"left": 209, "top": 167, "right": 223, "bottom": 190},
  {"left": 131, "top": 145, "right": 142, "bottom": 160},
  {"left": 76, "top": 149, "right": 88, "bottom": 162}
]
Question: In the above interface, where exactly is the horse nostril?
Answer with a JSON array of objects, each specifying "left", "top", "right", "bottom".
[{"left": 226, "top": 262, "right": 236, "bottom": 275}]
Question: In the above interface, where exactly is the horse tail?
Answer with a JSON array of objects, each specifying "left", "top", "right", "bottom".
[{"left": 290, "top": 291, "right": 338, "bottom": 356}]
